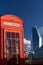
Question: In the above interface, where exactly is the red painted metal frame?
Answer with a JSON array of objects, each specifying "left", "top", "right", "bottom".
[{"left": 0, "top": 14, "right": 24, "bottom": 65}]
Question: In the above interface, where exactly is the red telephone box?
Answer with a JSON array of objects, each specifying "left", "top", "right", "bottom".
[{"left": 0, "top": 14, "right": 24, "bottom": 65}]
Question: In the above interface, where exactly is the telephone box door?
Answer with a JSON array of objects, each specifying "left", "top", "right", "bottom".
[{"left": 4, "top": 29, "right": 20, "bottom": 65}]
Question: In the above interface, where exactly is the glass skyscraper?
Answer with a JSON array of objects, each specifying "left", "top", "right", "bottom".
[
  {"left": 31, "top": 26, "right": 42, "bottom": 51},
  {"left": 31, "top": 26, "right": 43, "bottom": 60},
  {"left": 39, "top": 26, "right": 43, "bottom": 45}
]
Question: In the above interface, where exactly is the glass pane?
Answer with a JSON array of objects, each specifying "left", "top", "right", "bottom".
[
  {"left": 11, "top": 46, "right": 15, "bottom": 53},
  {"left": 13, "top": 54, "right": 20, "bottom": 64},
  {"left": 15, "top": 40, "right": 20, "bottom": 53},
  {"left": 16, "top": 47, "right": 20, "bottom": 53},
  {"left": 12, "top": 32, "right": 15, "bottom": 38},
  {"left": 16, "top": 54, "right": 20, "bottom": 64},
  {"left": 12, "top": 40, "right": 15, "bottom": 45},
  {"left": 16, "top": 33, "right": 19, "bottom": 38},
  {"left": 6, "top": 39, "right": 11, "bottom": 46},
  {"left": 6, "top": 32, "right": 10, "bottom": 38},
  {"left": 15, "top": 40, "right": 20, "bottom": 44},
  {"left": 7, "top": 47, "right": 11, "bottom": 53},
  {"left": 7, "top": 54, "right": 11, "bottom": 60}
]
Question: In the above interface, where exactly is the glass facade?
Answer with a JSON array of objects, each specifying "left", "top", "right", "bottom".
[
  {"left": 31, "top": 26, "right": 39, "bottom": 51},
  {"left": 38, "top": 27, "right": 43, "bottom": 45},
  {"left": 31, "top": 26, "right": 42, "bottom": 51},
  {"left": 31, "top": 26, "right": 43, "bottom": 60}
]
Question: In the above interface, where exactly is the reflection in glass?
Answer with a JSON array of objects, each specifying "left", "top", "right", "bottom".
[
  {"left": 7, "top": 47, "right": 11, "bottom": 53},
  {"left": 11, "top": 46, "right": 15, "bottom": 53},
  {"left": 16, "top": 33, "right": 19, "bottom": 38},
  {"left": 6, "top": 32, "right": 10, "bottom": 38},
  {"left": 15, "top": 40, "right": 19, "bottom": 44},
  {"left": 15, "top": 40, "right": 20, "bottom": 53},
  {"left": 12, "top": 32, "right": 15, "bottom": 38},
  {"left": 12, "top": 54, "right": 20, "bottom": 64},
  {"left": 16, "top": 47, "right": 19, "bottom": 53},
  {"left": 5, "top": 32, "right": 20, "bottom": 63},
  {"left": 7, "top": 54, "right": 11, "bottom": 60},
  {"left": 6, "top": 39, "right": 11, "bottom": 46},
  {"left": 12, "top": 40, "right": 15, "bottom": 45}
]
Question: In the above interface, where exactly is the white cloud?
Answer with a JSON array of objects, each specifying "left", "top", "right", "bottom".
[
  {"left": 24, "top": 38, "right": 31, "bottom": 51},
  {"left": 24, "top": 38, "right": 31, "bottom": 45}
]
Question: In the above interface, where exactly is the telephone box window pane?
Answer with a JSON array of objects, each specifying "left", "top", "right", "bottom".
[
  {"left": 7, "top": 47, "right": 11, "bottom": 53},
  {"left": 11, "top": 55, "right": 14, "bottom": 59},
  {"left": 6, "top": 39, "right": 11, "bottom": 46},
  {"left": 15, "top": 40, "right": 20, "bottom": 53},
  {"left": 16, "top": 44, "right": 19, "bottom": 48},
  {"left": 12, "top": 32, "right": 15, "bottom": 38},
  {"left": 15, "top": 40, "right": 20, "bottom": 44},
  {"left": 7, "top": 54, "right": 11, "bottom": 60},
  {"left": 11, "top": 46, "right": 15, "bottom": 53},
  {"left": 12, "top": 40, "right": 15, "bottom": 45},
  {"left": 15, "top": 54, "right": 20, "bottom": 64},
  {"left": 16, "top": 47, "right": 20, "bottom": 53},
  {"left": 16, "top": 33, "right": 19, "bottom": 38},
  {"left": 6, "top": 32, "right": 10, "bottom": 38}
]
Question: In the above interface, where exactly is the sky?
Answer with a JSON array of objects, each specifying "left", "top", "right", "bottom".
[{"left": 0, "top": 0, "right": 43, "bottom": 40}]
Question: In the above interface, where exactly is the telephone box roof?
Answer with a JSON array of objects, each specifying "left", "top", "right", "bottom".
[{"left": 1, "top": 14, "right": 23, "bottom": 23}]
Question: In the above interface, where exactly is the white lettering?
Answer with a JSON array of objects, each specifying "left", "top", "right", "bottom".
[{"left": 3, "top": 22, "right": 20, "bottom": 27}]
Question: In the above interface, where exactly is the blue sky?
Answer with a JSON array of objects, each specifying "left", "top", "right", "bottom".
[{"left": 0, "top": 0, "right": 43, "bottom": 40}]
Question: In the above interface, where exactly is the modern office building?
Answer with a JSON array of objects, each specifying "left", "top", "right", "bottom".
[
  {"left": 0, "top": 14, "right": 24, "bottom": 65},
  {"left": 31, "top": 26, "right": 43, "bottom": 60},
  {"left": 38, "top": 26, "right": 43, "bottom": 45},
  {"left": 33, "top": 45, "right": 43, "bottom": 60},
  {"left": 31, "top": 26, "right": 42, "bottom": 51}
]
